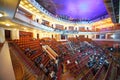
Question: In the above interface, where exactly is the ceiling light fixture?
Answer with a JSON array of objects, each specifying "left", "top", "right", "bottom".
[
  {"left": 24, "top": 28, "right": 26, "bottom": 30},
  {"left": 5, "top": 23, "right": 10, "bottom": 26}
]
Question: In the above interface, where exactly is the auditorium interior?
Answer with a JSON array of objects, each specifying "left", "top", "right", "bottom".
[{"left": 0, "top": 0, "right": 120, "bottom": 80}]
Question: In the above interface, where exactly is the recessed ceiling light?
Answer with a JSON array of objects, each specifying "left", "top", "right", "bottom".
[
  {"left": 0, "top": 13, "right": 3, "bottom": 17},
  {"left": 5, "top": 23, "right": 10, "bottom": 26},
  {"left": 24, "top": 28, "right": 26, "bottom": 29}
]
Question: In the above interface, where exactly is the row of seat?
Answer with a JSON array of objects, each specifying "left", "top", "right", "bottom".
[
  {"left": 13, "top": 38, "right": 52, "bottom": 78},
  {"left": 14, "top": 31, "right": 114, "bottom": 80},
  {"left": 62, "top": 37, "right": 113, "bottom": 80},
  {"left": 14, "top": 37, "right": 65, "bottom": 80},
  {"left": 40, "top": 38, "right": 65, "bottom": 55},
  {"left": 64, "top": 53, "right": 93, "bottom": 77}
]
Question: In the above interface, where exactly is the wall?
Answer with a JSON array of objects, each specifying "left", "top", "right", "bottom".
[
  {"left": 94, "top": 40, "right": 120, "bottom": 47},
  {"left": 68, "top": 34, "right": 75, "bottom": 38},
  {"left": 0, "top": 28, "right": 5, "bottom": 43},
  {"left": 32, "top": 30, "right": 37, "bottom": 39},
  {"left": 32, "top": 30, "right": 61, "bottom": 40},
  {"left": 11, "top": 29, "right": 19, "bottom": 40},
  {"left": 55, "top": 34, "right": 61, "bottom": 41}
]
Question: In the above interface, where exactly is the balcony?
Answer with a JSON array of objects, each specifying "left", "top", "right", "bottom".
[
  {"left": 15, "top": 11, "right": 120, "bottom": 35},
  {"left": 15, "top": 12, "right": 31, "bottom": 23},
  {"left": 15, "top": 12, "right": 54, "bottom": 32}
]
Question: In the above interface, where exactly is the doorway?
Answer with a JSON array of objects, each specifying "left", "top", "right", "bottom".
[
  {"left": 5, "top": 30, "right": 11, "bottom": 41},
  {"left": 37, "top": 33, "right": 39, "bottom": 39}
]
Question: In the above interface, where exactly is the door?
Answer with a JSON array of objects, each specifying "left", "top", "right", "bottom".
[{"left": 5, "top": 30, "right": 11, "bottom": 40}]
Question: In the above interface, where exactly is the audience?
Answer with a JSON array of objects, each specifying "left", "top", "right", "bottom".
[{"left": 14, "top": 37, "right": 113, "bottom": 79}]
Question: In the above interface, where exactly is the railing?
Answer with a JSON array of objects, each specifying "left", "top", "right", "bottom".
[
  {"left": 27, "top": 0, "right": 91, "bottom": 24},
  {"left": 92, "top": 65, "right": 104, "bottom": 80},
  {"left": 57, "top": 63, "right": 63, "bottom": 80},
  {"left": 15, "top": 12, "right": 54, "bottom": 32},
  {"left": 15, "top": 12, "right": 31, "bottom": 23},
  {"left": 81, "top": 67, "right": 94, "bottom": 80},
  {"left": 15, "top": 11, "right": 120, "bottom": 35},
  {"left": 103, "top": 61, "right": 113, "bottom": 80}
]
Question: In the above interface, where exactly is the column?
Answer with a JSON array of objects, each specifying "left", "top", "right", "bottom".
[
  {"left": 0, "top": 27, "right": 5, "bottom": 43},
  {"left": 11, "top": 29, "right": 19, "bottom": 40}
]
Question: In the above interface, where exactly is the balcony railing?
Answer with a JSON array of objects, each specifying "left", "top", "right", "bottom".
[
  {"left": 15, "top": 11, "right": 120, "bottom": 35},
  {"left": 15, "top": 12, "right": 55, "bottom": 32},
  {"left": 15, "top": 12, "right": 31, "bottom": 23},
  {"left": 27, "top": 0, "right": 93, "bottom": 24}
]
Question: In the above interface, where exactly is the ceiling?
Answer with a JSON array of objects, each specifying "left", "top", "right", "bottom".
[
  {"left": 35, "top": 0, "right": 108, "bottom": 21},
  {"left": 0, "top": 0, "right": 115, "bottom": 32}
]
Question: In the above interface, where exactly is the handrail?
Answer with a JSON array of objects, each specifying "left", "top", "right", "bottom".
[
  {"left": 103, "top": 61, "right": 112, "bottom": 80},
  {"left": 92, "top": 65, "right": 104, "bottom": 80},
  {"left": 27, "top": 0, "right": 90, "bottom": 24},
  {"left": 81, "top": 67, "right": 94, "bottom": 80},
  {"left": 57, "top": 63, "right": 63, "bottom": 80},
  {"left": 42, "top": 45, "right": 56, "bottom": 60}
]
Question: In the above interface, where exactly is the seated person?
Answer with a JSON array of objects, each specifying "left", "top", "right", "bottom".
[
  {"left": 24, "top": 48, "right": 30, "bottom": 54},
  {"left": 34, "top": 56, "right": 42, "bottom": 64},
  {"left": 30, "top": 50, "right": 37, "bottom": 55},
  {"left": 40, "top": 63, "right": 44, "bottom": 69}
]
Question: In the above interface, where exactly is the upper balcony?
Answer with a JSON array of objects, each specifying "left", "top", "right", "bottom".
[
  {"left": 25, "top": 0, "right": 110, "bottom": 24},
  {"left": 15, "top": 10, "right": 120, "bottom": 35},
  {"left": 15, "top": 11, "right": 54, "bottom": 32},
  {"left": 14, "top": 1, "right": 120, "bottom": 35}
]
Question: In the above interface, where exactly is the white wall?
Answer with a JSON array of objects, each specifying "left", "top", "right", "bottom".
[
  {"left": 32, "top": 30, "right": 37, "bottom": 39},
  {"left": 68, "top": 34, "right": 75, "bottom": 38},
  {"left": 11, "top": 29, "right": 19, "bottom": 40},
  {"left": 0, "top": 28, "right": 5, "bottom": 43},
  {"left": 88, "top": 35, "right": 93, "bottom": 39}
]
